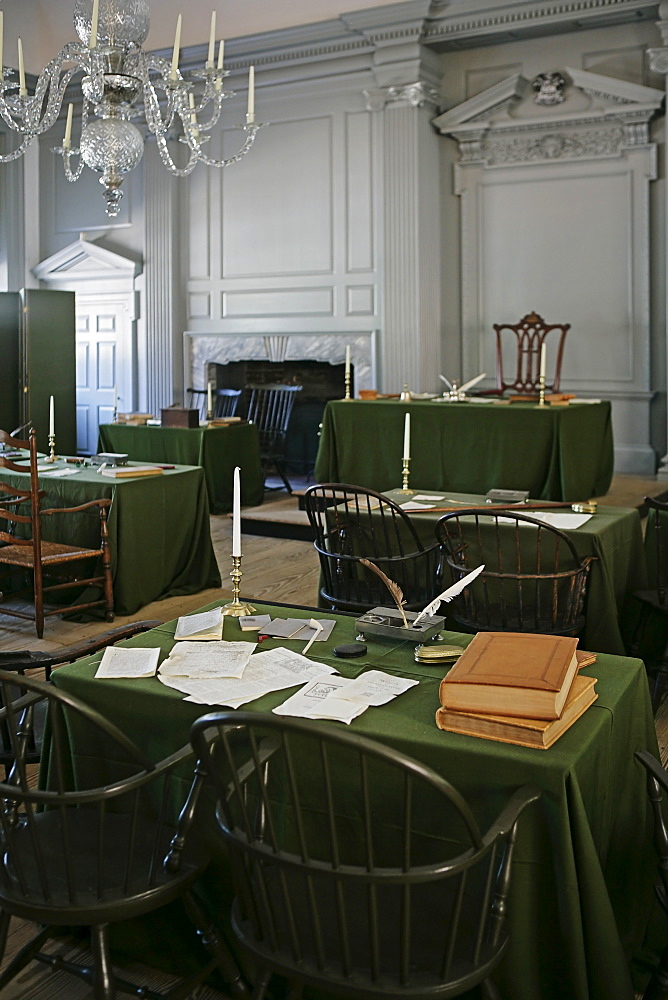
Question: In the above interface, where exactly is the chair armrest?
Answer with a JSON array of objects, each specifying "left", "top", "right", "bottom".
[
  {"left": 41, "top": 498, "right": 112, "bottom": 516},
  {"left": 482, "top": 785, "right": 541, "bottom": 846}
]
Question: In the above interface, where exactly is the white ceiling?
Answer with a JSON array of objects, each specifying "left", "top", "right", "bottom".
[{"left": 0, "top": 0, "right": 405, "bottom": 73}]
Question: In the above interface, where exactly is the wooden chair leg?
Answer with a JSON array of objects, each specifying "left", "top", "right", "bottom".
[
  {"left": 99, "top": 508, "right": 115, "bottom": 622},
  {"left": 33, "top": 566, "right": 44, "bottom": 639},
  {"left": 183, "top": 891, "right": 249, "bottom": 998},
  {"left": 644, "top": 944, "right": 668, "bottom": 1000},
  {"left": 91, "top": 923, "right": 116, "bottom": 1000}
]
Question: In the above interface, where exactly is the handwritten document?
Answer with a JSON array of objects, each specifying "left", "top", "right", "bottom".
[
  {"left": 174, "top": 607, "right": 223, "bottom": 641},
  {"left": 159, "top": 640, "right": 256, "bottom": 679},
  {"left": 95, "top": 646, "right": 161, "bottom": 679}
]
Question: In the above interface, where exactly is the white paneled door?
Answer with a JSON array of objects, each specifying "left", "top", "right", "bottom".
[{"left": 75, "top": 294, "right": 132, "bottom": 455}]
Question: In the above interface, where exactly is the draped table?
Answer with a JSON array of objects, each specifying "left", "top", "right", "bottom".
[
  {"left": 0, "top": 459, "right": 220, "bottom": 615},
  {"left": 52, "top": 599, "right": 658, "bottom": 1000},
  {"left": 98, "top": 422, "right": 265, "bottom": 514},
  {"left": 380, "top": 489, "right": 646, "bottom": 655},
  {"left": 314, "top": 399, "right": 614, "bottom": 501}
]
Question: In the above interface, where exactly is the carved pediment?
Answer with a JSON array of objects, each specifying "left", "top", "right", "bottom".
[
  {"left": 33, "top": 238, "right": 142, "bottom": 284},
  {"left": 433, "top": 68, "right": 663, "bottom": 165}
]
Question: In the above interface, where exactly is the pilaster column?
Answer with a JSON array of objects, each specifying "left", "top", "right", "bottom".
[
  {"left": 648, "top": 4, "right": 668, "bottom": 479},
  {"left": 371, "top": 87, "right": 441, "bottom": 392},
  {"left": 141, "top": 142, "right": 181, "bottom": 414}
]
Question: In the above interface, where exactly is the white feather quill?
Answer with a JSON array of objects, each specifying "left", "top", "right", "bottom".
[
  {"left": 457, "top": 372, "right": 487, "bottom": 395},
  {"left": 439, "top": 374, "right": 453, "bottom": 391},
  {"left": 412, "top": 564, "right": 485, "bottom": 627}
]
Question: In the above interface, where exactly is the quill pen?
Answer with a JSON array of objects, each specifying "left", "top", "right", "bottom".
[
  {"left": 359, "top": 558, "right": 409, "bottom": 628},
  {"left": 457, "top": 372, "right": 487, "bottom": 395},
  {"left": 412, "top": 564, "right": 485, "bottom": 628},
  {"left": 439, "top": 374, "right": 453, "bottom": 392}
]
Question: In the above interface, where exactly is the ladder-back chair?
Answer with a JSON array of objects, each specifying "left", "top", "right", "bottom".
[
  {"left": 0, "top": 427, "right": 114, "bottom": 638},
  {"left": 492, "top": 311, "right": 570, "bottom": 394},
  {"left": 246, "top": 384, "right": 302, "bottom": 493},
  {"left": 191, "top": 710, "right": 540, "bottom": 1000},
  {"left": 435, "top": 508, "right": 593, "bottom": 637},
  {"left": 303, "top": 483, "right": 443, "bottom": 613},
  {"left": 0, "top": 670, "right": 247, "bottom": 1000}
]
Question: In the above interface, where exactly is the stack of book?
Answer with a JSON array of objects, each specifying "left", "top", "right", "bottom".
[{"left": 435, "top": 631, "right": 597, "bottom": 749}]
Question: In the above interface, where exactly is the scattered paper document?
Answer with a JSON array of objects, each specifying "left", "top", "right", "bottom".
[
  {"left": 95, "top": 646, "right": 160, "bottom": 679},
  {"left": 159, "top": 645, "right": 336, "bottom": 707},
  {"left": 412, "top": 494, "right": 445, "bottom": 503},
  {"left": 340, "top": 669, "right": 418, "bottom": 706},
  {"left": 400, "top": 500, "right": 436, "bottom": 511},
  {"left": 41, "top": 467, "right": 80, "bottom": 477},
  {"left": 261, "top": 618, "right": 336, "bottom": 642},
  {"left": 174, "top": 607, "right": 223, "bottom": 641},
  {"left": 159, "top": 641, "right": 255, "bottom": 678},
  {"left": 273, "top": 675, "right": 367, "bottom": 724},
  {"left": 526, "top": 511, "right": 592, "bottom": 530},
  {"left": 239, "top": 614, "right": 271, "bottom": 631}
]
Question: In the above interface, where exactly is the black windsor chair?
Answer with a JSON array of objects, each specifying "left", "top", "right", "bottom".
[
  {"left": 0, "top": 670, "right": 247, "bottom": 1000},
  {"left": 190, "top": 710, "right": 540, "bottom": 1000},
  {"left": 302, "top": 483, "right": 444, "bottom": 613},
  {"left": 625, "top": 496, "right": 668, "bottom": 712},
  {"left": 435, "top": 508, "right": 593, "bottom": 637},
  {"left": 246, "top": 384, "right": 302, "bottom": 493},
  {"left": 0, "top": 427, "right": 114, "bottom": 638},
  {"left": 186, "top": 387, "right": 242, "bottom": 420},
  {"left": 634, "top": 750, "right": 668, "bottom": 1000},
  {"left": 0, "top": 620, "right": 161, "bottom": 780}
]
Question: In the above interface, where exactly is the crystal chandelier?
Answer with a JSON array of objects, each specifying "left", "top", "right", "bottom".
[{"left": 0, "top": 0, "right": 264, "bottom": 216}]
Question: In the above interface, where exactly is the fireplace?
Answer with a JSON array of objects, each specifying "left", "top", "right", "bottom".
[{"left": 183, "top": 331, "right": 377, "bottom": 475}]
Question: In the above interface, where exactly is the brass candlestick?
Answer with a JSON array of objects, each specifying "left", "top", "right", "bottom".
[
  {"left": 344, "top": 370, "right": 352, "bottom": 400},
  {"left": 538, "top": 373, "right": 547, "bottom": 407},
  {"left": 45, "top": 433, "right": 56, "bottom": 463},
  {"left": 112, "top": 404, "right": 118, "bottom": 424},
  {"left": 222, "top": 555, "right": 257, "bottom": 616},
  {"left": 398, "top": 457, "right": 414, "bottom": 494}
]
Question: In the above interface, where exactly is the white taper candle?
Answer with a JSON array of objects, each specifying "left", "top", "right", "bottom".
[
  {"left": 17, "top": 38, "right": 26, "bottom": 95},
  {"left": 403, "top": 412, "right": 410, "bottom": 461},
  {"left": 170, "top": 14, "right": 182, "bottom": 80},
  {"left": 215, "top": 39, "right": 224, "bottom": 90},
  {"left": 49, "top": 396, "right": 55, "bottom": 437},
  {"left": 207, "top": 10, "right": 216, "bottom": 66},
  {"left": 345, "top": 345, "right": 351, "bottom": 376},
  {"left": 232, "top": 466, "right": 242, "bottom": 557},
  {"left": 63, "top": 103, "right": 73, "bottom": 149},
  {"left": 0, "top": 12, "right": 4, "bottom": 83},
  {"left": 539, "top": 343, "right": 546, "bottom": 380},
  {"left": 247, "top": 65, "right": 255, "bottom": 120},
  {"left": 90, "top": 0, "right": 99, "bottom": 48}
]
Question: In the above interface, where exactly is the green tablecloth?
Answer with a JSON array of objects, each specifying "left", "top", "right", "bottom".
[
  {"left": 0, "top": 460, "right": 220, "bottom": 615},
  {"left": 53, "top": 601, "right": 658, "bottom": 1000},
  {"left": 380, "top": 490, "right": 646, "bottom": 656},
  {"left": 98, "top": 423, "right": 265, "bottom": 514},
  {"left": 314, "top": 399, "right": 614, "bottom": 501}
]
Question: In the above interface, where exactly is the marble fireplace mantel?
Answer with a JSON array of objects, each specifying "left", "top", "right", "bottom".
[{"left": 183, "top": 330, "right": 378, "bottom": 391}]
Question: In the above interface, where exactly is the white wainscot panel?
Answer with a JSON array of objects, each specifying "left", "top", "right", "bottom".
[
  {"left": 96, "top": 314, "right": 117, "bottom": 334},
  {"left": 480, "top": 171, "right": 632, "bottom": 384},
  {"left": 222, "top": 287, "right": 334, "bottom": 318},
  {"left": 346, "top": 285, "right": 375, "bottom": 316},
  {"left": 346, "top": 111, "right": 374, "bottom": 273},
  {"left": 189, "top": 292, "right": 211, "bottom": 319},
  {"left": 96, "top": 341, "right": 117, "bottom": 390},
  {"left": 188, "top": 166, "right": 211, "bottom": 280},
  {"left": 221, "top": 116, "right": 333, "bottom": 278},
  {"left": 76, "top": 342, "right": 90, "bottom": 389}
]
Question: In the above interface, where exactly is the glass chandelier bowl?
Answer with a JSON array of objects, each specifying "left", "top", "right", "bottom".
[
  {"left": 73, "top": 0, "right": 151, "bottom": 48},
  {"left": 80, "top": 117, "right": 144, "bottom": 215}
]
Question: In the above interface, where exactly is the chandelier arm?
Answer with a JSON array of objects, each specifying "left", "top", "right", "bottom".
[
  {"left": 0, "top": 43, "right": 88, "bottom": 136},
  {"left": 154, "top": 133, "right": 199, "bottom": 177},
  {"left": 0, "top": 134, "right": 34, "bottom": 162},
  {"left": 141, "top": 56, "right": 181, "bottom": 136},
  {"left": 193, "top": 127, "right": 261, "bottom": 168}
]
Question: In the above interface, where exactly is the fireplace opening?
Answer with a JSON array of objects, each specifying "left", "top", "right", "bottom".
[{"left": 207, "top": 360, "right": 352, "bottom": 475}]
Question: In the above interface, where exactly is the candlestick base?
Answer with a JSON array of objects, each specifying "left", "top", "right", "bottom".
[
  {"left": 344, "top": 371, "right": 352, "bottom": 400},
  {"left": 45, "top": 434, "right": 57, "bottom": 463},
  {"left": 222, "top": 555, "right": 256, "bottom": 616},
  {"left": 397, "top": 457, "right": 414, "bottom": 494},
  {"left": 538, "top": 374, "right": 547, "bottom": 407}
]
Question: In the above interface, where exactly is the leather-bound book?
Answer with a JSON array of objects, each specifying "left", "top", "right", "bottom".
[
  {"left": 435, "top": 675, "right": 597, "bottom": 749},
  {"left": 439, "top": 631, "right": 579, "bottom": 720}
]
